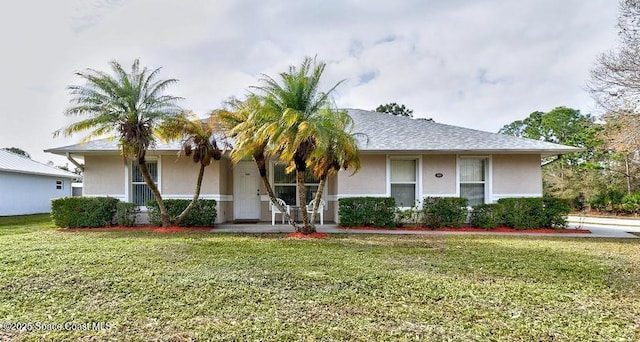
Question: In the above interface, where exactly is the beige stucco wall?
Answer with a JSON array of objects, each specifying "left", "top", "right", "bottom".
[
  {"left": 422, "top": 154, "right": 457, "bottom": 195},
  {"left": 492, "top": 154, "right": 542, "bottom": 195},
  {"left": 161, "top": 155, "right": 221, "bottom": 195},
  {"left": 218, "top": 157, "right": 233, "bottom": 195},
  {"left": 337, "top": 154, "right": 386, "bottom": 195},
  {"left": 83, "top": 152, "right": 544, "bottom": 223},
  {"left": 217, "top": 201, "right": 233, "bottom": 223},
  {"left": 84, "top": 155, "right": 125, "bottom": 196}
]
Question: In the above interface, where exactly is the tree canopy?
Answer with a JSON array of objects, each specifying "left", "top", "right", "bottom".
[
  {"left": 2, "top": 147, "right": 30, "bottom": 158},
  {"left": 218, "top": 57, "right": 360, "bottom": 234},
  {"left": 499, "top": 107, "right": 604, "bottom": 199},
  {"left": 499, "top": 106, "right": 603, "bottom": 164},
  {"left": 55, "top": 59, "right": 182, "bottom": 227},
  {"left": 375, "top": 103, "right": 414, "bottom": 117},
  {"left": 589, "top": 0, "right": 640, "bottom": 112}
]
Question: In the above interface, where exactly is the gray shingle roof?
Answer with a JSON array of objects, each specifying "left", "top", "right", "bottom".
[
  {"left": 347, "top": 109, "right": 580, "bottom": 154},
  {"left": 0, "top": 150, "right": 78, "bottom": 178},
  {"left": 45, "top": 109, "right": 580, "bottom": 155},
  {"left": 46, "top": 139, "right": 183, "bottom": 154}
]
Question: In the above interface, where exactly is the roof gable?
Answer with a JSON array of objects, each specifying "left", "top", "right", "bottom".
[{"left": 0, "top": 150, "right": 78, "bottom": 178}]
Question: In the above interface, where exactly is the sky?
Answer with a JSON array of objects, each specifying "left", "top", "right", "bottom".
[{"left": 0, "top": 0, "right": 619, "bottom": 164}]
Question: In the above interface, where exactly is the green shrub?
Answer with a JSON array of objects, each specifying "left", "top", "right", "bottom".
[
  {"left": 589, "top": 189, "right": 625, "bottom": 212},
  {"left": 542, "top": 197, "right": 571, "bottom": 228},
  {"left": 51, "top": 197, "right": 119, "bottom": 228},
  {"left": 116, "top": 202, "right": 139, "bottom": 226},
  {"left": 395, "top": 200, "right": 421, "bottom": 227},
  {"left": 338, "top": 197, "right": 396, "bottom": 227},
  {"left": 470, "top": 203, "right": 503, "bottom": 229},
  {"left": 498, "top": 197, "right": 544, "bottom": 229},
  {"left": 496, "top": 197, "right": 569, "bottom": 229},
  {"left": 146, "top": 199, "right": 217, "bottom": 226},
  {"left": 422, "top": 197, "right": 468, "bottom": 228},
  {"left": 620, "top": 192, "right": 640, "bottom": 215}
]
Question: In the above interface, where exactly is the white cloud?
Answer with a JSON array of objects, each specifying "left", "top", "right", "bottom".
[{"left": 0, "top": 0, "right": 619, "bottom": 163}]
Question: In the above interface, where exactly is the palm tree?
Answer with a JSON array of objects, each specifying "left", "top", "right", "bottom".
[
  {"left": 307, "top": 108, "right": 361, "bottom": 226},
  {"left": 54, "top": 59, "right": 182, "bottom": 227},
  {"left": 157, "top": 111, "right": 223, "bottom": 225},
  {"left": 214, "top": 96, "right": 297, "bottom": 228},
  {"left": 254, "top": 57, "right": 344, "bottom": 234}
]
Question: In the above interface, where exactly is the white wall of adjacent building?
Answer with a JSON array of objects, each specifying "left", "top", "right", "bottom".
[{"left": 0, "top": 171, "right": 73, "bottom": 216}]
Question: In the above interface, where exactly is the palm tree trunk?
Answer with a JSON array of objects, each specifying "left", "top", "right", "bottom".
[
  {"left": 297, "top": 169, "right": 314, "bottom": 234},
  {"left": 253, "top": 152, "right": 297, "bottom": 229},
  {"left": 138, "top": 160, "right": 170, "bottom": 227},
  {"left": 309, "top": 176, "right": 327, "bottom": 228},
  {"left": 174, "top": 163, "right": 206, "bottom": 225}
]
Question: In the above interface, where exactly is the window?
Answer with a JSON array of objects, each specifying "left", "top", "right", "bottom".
[
  {"left": 56, "top": 180, "right": 63, "bottom": 190},
  {"left": 131, "top": 161, "right": 158, "bottom": 206},
  {"left": 272, "top": 164, "right": 320, "bottom": 206},
  {"left": 390, "top": 159, "right": 417, "bottom": 207},
  {"left": 459, "top": 158, "right": 486, "bottom": 206}
]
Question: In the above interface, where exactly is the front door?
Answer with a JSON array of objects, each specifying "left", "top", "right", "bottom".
[{"left": 233, "top": 161, "right": 262, "bottom": 220}]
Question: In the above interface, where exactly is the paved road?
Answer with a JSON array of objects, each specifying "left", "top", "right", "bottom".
[{"left": 567, "top": 215, "right": 640, "bottom": 238}]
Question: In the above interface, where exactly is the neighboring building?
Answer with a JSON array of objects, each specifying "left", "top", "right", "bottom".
[
  {"left": 0, "top": 150, "right": 78, "bottom": 216},
  {"left": 45, "top": 109, "right": 579, "bottom": 223}
]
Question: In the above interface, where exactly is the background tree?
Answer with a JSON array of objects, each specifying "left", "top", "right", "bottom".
[
  {"left": 54, "top": 59, "right": 182, "bottom": 227},
  {"left": 375, "top": 102, "right": 414, "bottom": 117},
  {"left": 56, "top": 163, "right": 83, "bottom": 176},
  {"left": 599, "top": 111, "right": 640, "bottom": 193},
  {"left": 499, "top": 106, "right": 604, "bottom": 200},
  {"left": 2, "top": 147, "right": 30, "bottom": 159},
  {"left": 589, "top": 0, "right": 640, "bottom": 112},
  {"left": 158, "top": 110, "right": 224, "bottom": 225},
  {"left": 587, "top": 0, "right": 640, "bottom": 202}
]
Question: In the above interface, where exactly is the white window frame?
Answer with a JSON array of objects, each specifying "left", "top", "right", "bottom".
[
  {"left": 56, "top": 180, "right": 64, "bottom": 190},
  {"left": 269, "top": 162, "right": 324, "bottom": 208},
  {"left": 386, "top": 155, "right": 422, "bottom": 208},
  {"left": 127, "top": 156, "right": 161, "bottom": 208},
  {"left": 457, "top": 155, "right": 491, "bottom": 206}
]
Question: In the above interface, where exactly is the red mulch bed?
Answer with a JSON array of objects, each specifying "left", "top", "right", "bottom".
[
  {"left": 287, "top": 232, "right": 330, "bottom": 239},
  {"left": 59, "top": 226, "right": 213, "bottom": 234},
  {"left": 340, "top": 226, "right": 591, "bottom": 234}
]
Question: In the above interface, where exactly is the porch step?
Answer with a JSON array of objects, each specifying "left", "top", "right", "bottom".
[{"left": 233, "top": 219, "right": 259, "bottom": 224}]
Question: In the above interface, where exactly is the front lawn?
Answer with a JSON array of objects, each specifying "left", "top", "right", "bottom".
[{"left": 1, "top": 216, "right": 639, "bottom": 340}]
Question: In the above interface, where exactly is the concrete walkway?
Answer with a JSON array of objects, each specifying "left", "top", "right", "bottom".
[{"left": 213, "top": 218, "right": 640, "bottom": 239}]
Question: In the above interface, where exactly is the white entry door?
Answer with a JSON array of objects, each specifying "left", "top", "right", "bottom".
[{"left": 233, "top": 161, "right": 262, "bottom": 220}]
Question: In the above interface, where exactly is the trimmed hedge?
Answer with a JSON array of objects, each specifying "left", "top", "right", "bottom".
[
  {"left": 499, "top": 197, "right": 544, "bottom": 229},
  {"left": 146, "top": 199, "right": 217, "bottom": 227},
  {"left": 338, "top": 197, "right": 396, "bottom": 227},
  {"left": 541, "top": 197, "right": 571, "bottom": 228},
  {"left": 470, "top": 203, "right": 503, "bottom": 229},
  {"left": 51, "top": 197, "right": 119, "bottom": 228},
  {"left": 496, "top": 197, "right": 569, "bottom": 229},
  {"left": 422, "top": 197, "right": 468, "bottom": 228},
  {"left": 116, "top": 202, "right": 139, "bottom": 227}
]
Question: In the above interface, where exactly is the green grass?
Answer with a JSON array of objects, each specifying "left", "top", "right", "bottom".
[{"left": 1, "top": 216, "right": 639, "bottom": 341}]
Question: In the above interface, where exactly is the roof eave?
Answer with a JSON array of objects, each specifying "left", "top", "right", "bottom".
[
  {"left": 0, "top": 168, "right": 78, "bottom": 179},
  {"left": 358, "top": 148, "right": 583, "bottom": 155}
]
